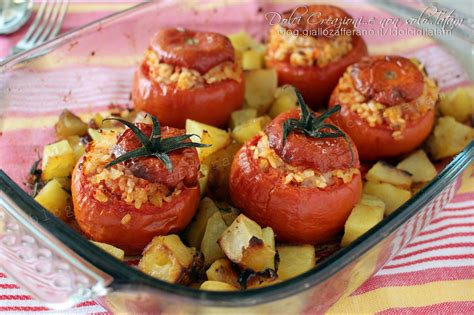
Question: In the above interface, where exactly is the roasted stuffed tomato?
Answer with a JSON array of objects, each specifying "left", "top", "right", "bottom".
[
  {"left": 132, "top": 28, "right": 245, "bottom": 128},
  {"left": 229, "top": 92, "right": 362, "bottom": 243},
  {"left": 72, "top": 118, "right": 203, "bottom": 254},
  {"left": 329, "top": 55, "right": 439, "bottom": 160},
  {"left": 265, "top": 5, "right": 368, "bottom": 107}
]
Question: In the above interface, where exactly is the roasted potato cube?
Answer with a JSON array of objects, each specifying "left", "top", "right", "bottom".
[
  {"left": 41, "top": 140, "right": 76, "bottom": 181},
  {"left": 200, "top": 281, "right": 239, "bottom": 291},
  {"left": 34, "top": 179, "right": 70, "bottom": 220},
  {"left": 341, "top": 197, "right": 385, "bottom": 247},
  {"left": 439, "top": 87, "right": 474, "bottom": 122},
  {"left": 66, "top": 136, "right": 85, "bottom": 163},
  {"left": 427, "top": 116, "right": 474, "bottom": 160},
  {"left": 185, "top": 197, "right": 220, "bottom": 248},
  {"left": 228, "top": 31, "right": 259, "bottom": 52},
  {"left": 54, "top": 177, "right": 71, "bottom": 191},
  {"left": 363, "top": 182, "right": 411, "bottom": 215},
  {"left": 198, "top": 164, "right": 209, "bottom": 196},
  {"left": 202, "top": 142, "right": 241, "bottom": 200},
  {"left": 276, "top": 245, "right": 316, "bottom": 281},
  {"left": 366, "top": 161, "right": 413, "bottom": 189},
  {"left": 269, "top": 85, "right": 298, "bottom": 118},
  {"left": 218, "top": 214, "right": 276, "bottom": 272},
  {"left": 244, "top": 69, "right": 278, "bottom": 114},
  {"left": 185, "top": 119, "right": 231, "bottom": 161},
  {"left": 55, "top": 109, "right": 88, "bottom": 138},
  {"left": 243, "top": 269, "right": 279, "bottom": 289},
  {"left": 242, "top": 49, "right": 264, "bottom": 70},
  {"left": 91, "top": 241, "right": 125, "bottom": 260},
  {"left": 201, "top": 212, "right": 228, "bottom": 267},
  {"left": 216, "top": 203, "right": 240, "bottom": 226},
  {"left": 359, "top": 193, "right": 386, "bottom": 209},
  {"left": 232, "top": 116, "right": 271, "bottom": 144},
  {"left": 397, "top": 150, "right": 437, "bottom": 182},
  {"left": 206, "top": 258, "right": 240, "bottom": 287},
  {"left": 230, "top": 108, "right": 257, "bottom": 129},
  {"left": 138, "top": 235, "right": 196, "bottom": 284}
]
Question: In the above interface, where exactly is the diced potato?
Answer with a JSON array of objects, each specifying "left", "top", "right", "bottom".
[
  {"left": 363, "top": 181, "right": 411, "bottom": 215},
  {"left": 230, "top": 108, "right": 257, "bottom": 129},
  {"left": 202, "top": 142, "right": 241, "bottom": 200},
  {"left": 138, "top": 235, "right": 197, "bottom": 284},
  {"left": 201, "top": 212, "right": 228, "bottom": 267},
  {"left": 397, "top": 150, "right": 437, "bottom": 182},
  {"left": 228, "top": 31, "right": 259, "bottom": 52},
  {"left": 276, "top": 245, "right": 316, "bottom": 281},
  {"left": 41, "top": 140, "right": 75, "bottom": 181},
  {"left": 185, "top": 119, "right": 231, "bottom": 161},
  {"left": 427, "top": 116, "right": 474, "bottom": 160},
  {"left": 232, "top": 116, "right": 271, "bottom": 144},
  {"left": 66, "top": 135, "right": 85, "bottom": 163},
  {"left": 439, "top": 87, "right": 474, "bottom": 122},
  {"left": 242, "top": 49, "right": 264, "bottom": 70},
  {"left": 54, "top": 177, "right": 71, "bottom": 190},
  {"left": 341, "top": 198, "right": 385, "bottom": 247},
  {"left": 244, "top": 269, "right": 279, "bottom": 289},
  {"left": 133, "top": 111, "right": 153, "bottom": 124},
  {"left": 244, "top": 69, "right": 278, "bottom": 114},
  {"left": 185, "top": 197, "right": 220, "bottom": 248},
  {"left": 261, "top": 227, "right": 275, "bottom": 250},
  {"left": 218, "top": 214, "right": 276, "bottom": 272},
  {"left": 198, "top": 164, "right": 209, "bottom": 196},
  {"left": 34, "top": 179, "right": 70, "bottom": 220},
  {"left": 88, "top": 128, "right": 102, "bottom": 141},
  {"left": 55, "top": 109, "right": 88, "bottom": 138},
  {"left": 366, "top": 161, "right": 413, "bottom": 189},
  {"left": 358, "top": 193, "right": 386, "bottom": 209},
  {"left": 206, "top": 258, "right": 240, "bottom": 287},
  {"left": 216, "top": 203, "right": 240, "bottom": 226},
  {"left": 200, "top": 281, "right": 239, "bottom": 291},
  {"left": 269, "top": 85, "right": 298, "bottom": 118},
  {"left": 91, "top": 241, "right": 125, "bottom": 260}
]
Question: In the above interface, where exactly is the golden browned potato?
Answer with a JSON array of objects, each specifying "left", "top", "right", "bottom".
[
  {"left": 269, "top": 85, "right": 298, "bottom": 118},
  {"left": 185, "top": 197, "right": 220, "bottom": 248},
  {"left": 439, "top": 87, "right": 474, "bottom": 123},
  {"left": 366, "top": 161, "right": 413, "bottom": 189},
  {"left": 200, "top": 281, "right": 239, "bottom": 291},
  {"left": 66, "top": 136, "right": 85, "bottom": 163},
  {"left": 218, "top": 214, "right": 276, "bottom": 272},
  {"left": 232, "top": 116, "right": 271, "bottom": 144},
  {"left": 341, "top": 194, "right": 385, "bottom": 247},
  {"left": 138, "top": 235, "right": 201, "bottom": 285},
  {"left": 91, "top": 241, "right": 125, "bottom": 260},
  {"left": 397, "top": 150, "right": 437, "bottom": 183},
  {"left": 41, "top": 140, "right": 76, "bottom": 181},
  {"left": 206, "top": 258, "right": 240, "bottom": 287},
  {"left": 427, "top": 116, "right": 474, "bottom": 160},
  {"left": 244, "top": 69, "right": 278, "bottom": 114},
  {"left": 201, "top": 211, "right": 228, "bottom": 267},
  {"left": 55, "top": 109, "right": 88, "bottom": 138},
  {"left": 185, "top": 119, "right": 232, "bottom": 161},
  {"left": 276, "top": 245, "right": 316, "bottom": 281},
  {"left": 363, "top": 182, "right": 411, "bottom": 215},
  {"left": 230, "top": 108, "right": 257, "bottom": 129},
  {"left": 34, "top": 178, "right": 70, "bottom": 221}
]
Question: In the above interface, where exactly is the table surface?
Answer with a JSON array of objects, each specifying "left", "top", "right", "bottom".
[{"left": 0, "top": 2, "right": 473, "bottom": 314}]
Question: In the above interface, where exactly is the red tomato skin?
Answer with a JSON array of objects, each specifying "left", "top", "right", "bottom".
[
  {"left": 265, "top": 35, "right": 367, "bottom": 108},
  {"left": 71, "top": 152, "right": 200, "bottom": 256},
  {"left": 229, "top": 137, "right": 362, "bottom": 244},
  {"left": 132, "top": 64, "right": 244, "bottom": 128},
  {"left": 328, "top": 92, "right": 436, "bottom": 160}
]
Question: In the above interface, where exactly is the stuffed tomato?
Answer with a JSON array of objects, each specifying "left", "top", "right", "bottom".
[
  {"left": 229, "top": 91, "right": 362, "bottom": 244},
  {"left": 72, "top": 118, "right": 205, "bottom": 254},
  {"left": 265, "top": 5, "right": 368, "bottom": 107},
  {"left": 329, "top": 56, "right": 439, "bottom": 160},
  {"left": 132, "top": 28, "right": 245, "bottom": 128}
]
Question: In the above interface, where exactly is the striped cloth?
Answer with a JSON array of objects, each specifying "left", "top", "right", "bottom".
[{"left": 0, "top": 2, "right": 473, "bottom": 314}]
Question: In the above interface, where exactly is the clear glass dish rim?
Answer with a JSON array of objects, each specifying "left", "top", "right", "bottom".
[{"left": 0, "top": 1, "right": 473, "bottom": 306}]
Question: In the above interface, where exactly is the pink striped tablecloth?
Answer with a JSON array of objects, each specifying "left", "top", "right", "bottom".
[{"left": 0, "top": 2, "right": 473, "bottom": 314}]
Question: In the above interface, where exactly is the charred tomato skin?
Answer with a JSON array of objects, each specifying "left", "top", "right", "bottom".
[
  {"left": 229, "top": 136, "right": 362, "bottom": 244},
  {"left": 328, "top": 55, "right": 436, "bottom": 160},
  {"left": 132, "top": 28, "right": 244, "bottom": 128},
  {"left": 265, "top": 35, "right": 367, "bottom": 108},
  {"left": 229, "top": 109, "right": 362, "bottom": 244},
  {"left": 71, "top": 124, "right": 201, "bottom": 255}
]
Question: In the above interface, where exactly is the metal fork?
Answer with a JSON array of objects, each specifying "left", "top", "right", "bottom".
[{"left": 9, "top": 0, "right": 69, "bottom": 56}]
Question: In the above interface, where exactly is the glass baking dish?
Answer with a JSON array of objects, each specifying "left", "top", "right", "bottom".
[{"left": 0, "top": 1, "right": 472, "bottom": 313}]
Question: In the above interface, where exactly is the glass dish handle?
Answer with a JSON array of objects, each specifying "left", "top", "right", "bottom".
[{"left": 0, "top": 172, "right": 113, "bottom": 310}]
